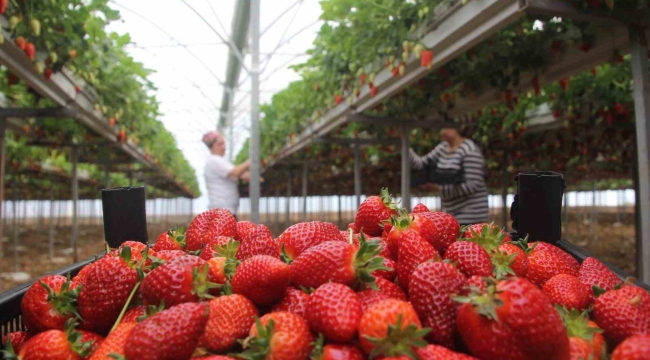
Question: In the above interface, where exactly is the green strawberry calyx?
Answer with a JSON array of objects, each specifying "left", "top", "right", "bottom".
[
  {"left": 167, "top": 225, "right": 187, "bottom": 250},
  {"left": 191, "top": 264, "right": 221, "bottom": 300},
  {"left": 465, "top": 222, "right": 507, "bottom": 253},
  {"left": 0, "top": 337, "right": 18, "bottom": 360},
  {"left": 490, "top": 250, "right": 517, "bottom": 279},
  {"left": 236, "top": 317, "right": 275, "bottom": 360},
  {"left": 452, "top": 278, "right": 503, "bottom": 321},
  {"left": 309, "top": 333, "right": 326, "bottom": 360},
  {"left": 354, "top": 233, "right": 390, "bottom": 291},
  {"left": 380, "top": 187, "right": 398, "bottom": 210},
  {"left": 511, "top": 235, "right": 536, "bottom": 255},
  {"left": 365, "top": 314, "right": 431, "bottom": 360},
  {"left": 556, "top": 306, "right": 602, "bottom": 341},
  {"left": 388, "top": 208, "right": 414, "bottom": 231},
  {"left": 213, "top": 239, "right": 241, "bottom": 280},
  {"left": 65, "top": 319, "right": 94, "bottom": 358},
  {"left": 40, "top": 277, "right": 82, "bottom": 320},
  {"left": 136, "top": 302, "right": 166, "bottom": 323}
]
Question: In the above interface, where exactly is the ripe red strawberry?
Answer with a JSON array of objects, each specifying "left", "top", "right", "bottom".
[
  {"left": 88, "top": 322, "right": 136, "bottom": 360},
  {"left": 14, "top": 36, "right": 26, "bottom": 50},
  {"left": 578, "top": 257, "right": 621, "bottom": 292},
  {"left": 416, "top": 211, "right": 460, "bottom": 254},
  {"left": 271, "top": 287, "right": 310, "bottom": 317},
  {"left": 24, "top": 42, "right": 35, "bottom": 61},
  {"left": 416, "top": 344, "right": 479, "bottom": 359},
  {"left": 420, "top": 50, "right": 434, "bottom": 68},
  {"left": 18, "top": 323, "right": 93, "bottom": 360},
  {"left": 151, "top": 226, "right": 186, "bottom": 251},
  {"left": 612, "top": 334, "right": 650, "bottom": 360},
  {"left": 526, "top": 242, "right": 579, "bottom": 287},
  {"left": 231, "top": 255, "right": 290, "bottom": 306},
  {"left": 491, "top": 242, "right": 528, "bottom": 278},
  {"left": 410, "top": 260, "right": 468, "bottom": 348},
  {"left": 395, "top": 230, "right": 439, "bottom": 291},
  {"left": 444, "top": 241, "right": 492, "bottom": 278},
  {"left": 0, "top": 0, "right": 6, "bottom": 14},
  {"left": 357, "top": 289, "right": 391, "bottom": 312},
  {"left": 240, "top": 312, "right": 313, "bottom": 360},
  {"left": 185, "top": 209, "right": 237, "bottom": 251},
  {"left": 467, "top": 275, "right": 486, "bottom": 291},
  {"left": 412, "top": 203, "right": 429, "bottom": 213},
  {"left": 78, "top": 330, "right": 103, "bottom": 355},
  {"left": 199, "top": 295, "right": 258, "bottom": 352},
  {"left": 312, "top": 341, "right": 364, "bottom": 360},
  {"left": 290, "top": 236, "right": 387, "bottom": 290},
  {"left": 2, "top": 331, "right": 30, "bottom": 355},
  {"left": 199, "top": 236, "right": 236, "bottom": 261},
  {"left": 140, "top": 255, "right": 218, "bottom": 307},
  {"left": 388, "top": 210, "right": 438, "bottom": 259},
  {"left": 277, "top": 221, "right": 344, "bottom": 261},
  {"left": 237, "top": 224, "right": 279, "bottom": 260},
  {"left": 354, "top": 188, "right": 397, "bottom": 236},
  {"left": 456, "top": 277, "right": 570, "bottom": 360},
  {"left": 21, "top": 275, "right": 80, "bottom": 333},
  {"left": 358, "top": 299, "right": 428, "bottom": 358},
  {"left": 347, "top": 222, "right": 358, "bottom": 233},
  {"left": 43, "top": 68, "right": 53, "bottom": 80},
  {"left": 375, "top": 277, "right": 407, "bottom": 301},
  {"left": 462, "top": 223, "right": 511, "bottom": 253},
  {"left": 155, "top": 249, "right": 185, "bottom": 261},
  {"left": 236, "top": 220, "right": 257, "bottom": 240},
  {"left": 124, "top": 302, "right": 209, "bottom": 360},
  {"left": 373, "top": 257, "right": 396, "bottom": 281},
  {"left": 306, "top": 283, "right": 362, "bottom": 343},
  {"left": 543, "top": 274, "right": 593, "bottom": 311},
  {"left": 77, "top": 251, "right": 140, "bottom": 334},
  {"left": 593, "top": 285, "right": 650, "bottom": 347},
  {"left": 557, "top": 307, "right": 604, "bottom": 360}
]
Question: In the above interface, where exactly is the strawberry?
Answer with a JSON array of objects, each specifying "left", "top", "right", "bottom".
[
  {"left": 124, "top": 302, "right": 209, "bottom": 360},
  {"left": 373, "top": 257, "right": 396, "bottom": 281},
  {"left": 87, "top": 322, "right": 136, "bottom": 360},
  {"left": 21, "top": 275, "right": 80, "bottom": 333},
  {"left": 455, "top": 277, "right": 570, "bottom": 360},
  {"left": 238, "top": 224, "right": 279, "bottom": 260},
  {"left": 559, "top": 78, "right": 569, "bottom": 90},
  {"left": 375, "top": 277, "right": 407, "bottom": 301},
  {"left": 185, "top": 208, "right": 237, "bottom": 251},
  {"left": 311, "top": 339, "right": 364, "bottom": 360},
  {"left": 77, "top": 250, "right": 140, "bottom": 334},
  {"left": 593, "top": 284, "right": 650, "bottom": 347},
  {"left": 200, "top": 236, "right": 236, "bottom": 260},
  {"left": 271, "top": 287, "right": 310, "bottom": 317},
  {"left": 277, "top": 221, "right": 344, "bottom": 261},
  {"left": 306, "top": 283, "right": 363, "bottom": 343},
  {"left": 236, "top": 220, "right": 257, "bottom": 240},
  {"left": 543, "top": 274, "right": 593, "bottom": 311},
  {"left": 462, "top": 223, "right": 511, "bottom": 253},
  {"left": 347, "top": 222, "right": 358, "bottom": 233},
  {"left": 357, "top": 289, "right": 391, "bottom": 312},
  {"left": 526, "top": 242, "right": 579, "bottom": 287},
  {"left": 0, "top": 0, "right": 6, "bottom": 14},
  {"left": 18, "top": 321, "right": 94, "bottom": 360},
  {"left": 231, "top": 255, "right": 290, "bottom": 306},
  {"left": 119, "top": 304, "right": 163, "bottom": 324},
  {"left": 155, "top": 249, "right": 185, "bottom": 261},
  {"left": 198, "top": 357, "right": 238, "bottom": 360},
  {"left": 578, "top": 257, "right": 621, "bottom": 292},
  {"left": 78, "top": 330, "right": 103, "bottom": 355},
  {"left": 444, "top": 241, "right": 492, "bottom": 278},
  {"left": 199, "top": 294, "right": 258, "bottom": 353},
  {"left": 151, "top": 226, "right": 186, "bottom": 251},
  {"left": 388, "top": 210, "right": 438, "bottom": 259},
  {"left": 43, "top": 68, "right": 53, "bottom": 80},
  {"left": 557, "top": 307, "right": 605, "bottom": 360},
  {"left": 370, "top": 86, "right": 378, "bottom": 97},
  {"left": 416, "top": 344, "right": 479, "bottom": 359},
  {"left": 290, "top": 235, "right": 387, "bottom": 290},
  {"left": 14, "top": 36, "right": 26, "bottom": 50},
  {"left": 612, "top": 334, "right": 650, "bottom": 360},
  {"left": 2, "top": 331, "right": 30, "bottom": 355},
  {"left": 354, "top": 188, "right": 397, "bottom": 237},
  {"left": 416, "top": 211, "right": 460, "bottom": 254},
  {"left": 239, "top": 312, "right": 313, "bottom": 360},
  {"left": 410, "top": 260, "right": 468, "bottom": 348},
  {"left": 491, "top": 242, "right": 528, "bottom": 278},
  {"left": 420, "top": 50, "right": 434, "bottom": 68},
  {"left": 467, "top": 275, "right": 487, "bottom": 291},
  {"left": 140, "top": 255, "right": 219, "bottom": 307},
  {"left": 395, "top": 230, "right": 439, "bottom": 291},
  {"left": 335, "top": 95, "right": 343, "bottom": 105},
  {"left": 358, "top": 299, "right": 429, "bottom": 358},
  {"left": 24, "top": 42, "right": 35, "bottom": 61},
  {"left": 412, "top": 203, "right": 429, "bottom": 213}
]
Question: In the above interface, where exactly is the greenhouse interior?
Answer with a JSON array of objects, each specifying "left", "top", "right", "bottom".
[{"left": 1, "top": 0, "right": 650, "bottom": 359}]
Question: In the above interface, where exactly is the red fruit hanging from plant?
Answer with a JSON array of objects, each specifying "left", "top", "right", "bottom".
[
  {"left": 421, "top": 50, "right": 434, "bottom": 69},
  {"left": 0, "top": 0, "right": 7, "bottom": 14},
  {"left": 14, "top": 36, "right": 26, "bottom": 50},
  {"left": 24, "top": 43, "right": 35, "bottom": 61}
]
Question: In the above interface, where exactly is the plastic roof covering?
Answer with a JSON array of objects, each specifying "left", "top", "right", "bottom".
[{"left": 106, "top": 0, "right": 323, "bottom": 210}]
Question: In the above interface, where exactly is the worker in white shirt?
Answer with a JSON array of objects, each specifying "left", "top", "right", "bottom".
[{"left": 202, "top": 131, "right": 250, "bottom": 217}]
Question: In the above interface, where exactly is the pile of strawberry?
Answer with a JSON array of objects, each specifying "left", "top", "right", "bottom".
[{"left": 2, "top": 189, "right": 650, "bottom": 360}]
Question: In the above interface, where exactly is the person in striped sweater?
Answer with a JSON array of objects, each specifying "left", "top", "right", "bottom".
[{"left": 410, "top": 126, "right": 489, "bottom": 226}]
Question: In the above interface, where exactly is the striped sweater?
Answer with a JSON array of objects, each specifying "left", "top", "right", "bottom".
[{"left": 410, "top": 139, "right": 489, "bottom": 225}]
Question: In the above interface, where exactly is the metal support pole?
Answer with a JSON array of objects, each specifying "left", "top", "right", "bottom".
[
  {"left": 286, "top": 168, "right": 292, "bottom": 227},
  {"left": 104, "top": 165, "right": 110, "bottom": 189},
  {"left": 274, "top": 186, "right": 280, "bottom": 233},
  {"left": 563, "top": 189, "right": 569, "bottom": 235},
  {"left": 301, "top": 164, "right": 308, "bottom": 222},
  {"left": 49, "top": 188, "right": 54, "bottom": 261},
  {"left": 338, "top": 195, "right": 342, "bottom": 229},
  {"left": 71, "top": 145, "right": 79, "bottom": 263},
  {"left": 128, "top": 171, "right": 134, "bottom": 187},
  {"left": 354, "top": 145, "right": 362, "bottom": 209},
  {"left": 400, "top": 127, "right": 411, "bottom": 211},
  {"left": 0, "top": 117, "right": 6, "bottom": 258},
  {"left": 500, "top": 170, "right": 508, "bottom": 229},
  {"left": 630, "top": 25, "right": 650, "bottom": 282},
  {"left": 12, "top": 181, "right": 17, "bottom": 273},
  {"left": 249, "top": 0, "right": 261, "bottom": 224}
]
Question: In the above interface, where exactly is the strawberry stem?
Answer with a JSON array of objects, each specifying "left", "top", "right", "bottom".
[{"left": 109, "top": 280, "right": 141, "bottom": 334}]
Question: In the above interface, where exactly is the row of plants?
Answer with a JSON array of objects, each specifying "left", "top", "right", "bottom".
[
  {"left": 235, "top": 0, "right": 643, "bottom": 196},
  {"left": 0, "top": 0, "right": 200, "bottom": 197}
]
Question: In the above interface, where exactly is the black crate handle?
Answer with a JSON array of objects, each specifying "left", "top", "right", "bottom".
[{"left": 101, "top": 186, "right": 148, "bottom": 248}]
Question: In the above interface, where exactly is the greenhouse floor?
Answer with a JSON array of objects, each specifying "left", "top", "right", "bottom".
[{"left": 0, "top": 208, "right": 636, "bottom": 293}]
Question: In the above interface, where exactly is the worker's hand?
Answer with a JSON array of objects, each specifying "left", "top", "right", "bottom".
[{"left": 243, "top": 159, "right": 251, "bottom": 168}]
